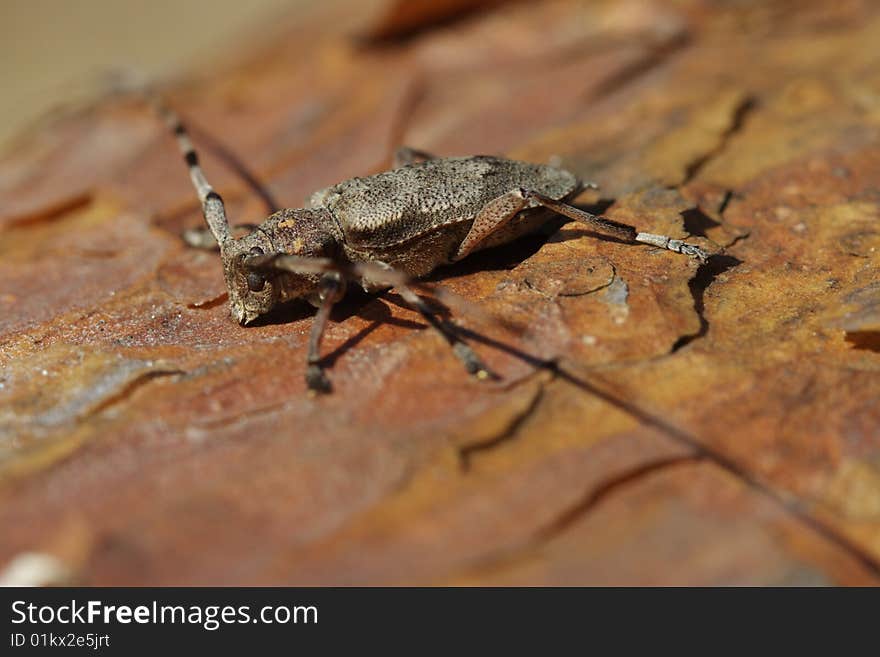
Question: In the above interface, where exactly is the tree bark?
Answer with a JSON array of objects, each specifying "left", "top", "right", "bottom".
[{"left": 1, "top": 0, "right": 879, "bottom": 585}]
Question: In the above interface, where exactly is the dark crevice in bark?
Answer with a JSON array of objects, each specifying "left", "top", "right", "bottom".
[
  {"left": 458, "top": 383, "right": 545, "bottom": 472},
  {"left": 671, "top": 254, "right": 743, "bottom": 352},
  {"left": 187, "top": 292, "right": 228, "bottom": 310},
  {"left": 535, "top": 456, "right": 701, "bottom": 541},
  {"left": 87, "top": 369, "right": 184, "bottom": 417},
  {"left": 681, "top": 206, "right": 721, "bottom": 238},
  {"left": 361, "top": 0, "right": 515, "bottom": 44},
  {"left": 717, "top": 189, "right": 735, "bottom": 216},
  {"left": 5, "top": 192, "right": 94, "bottom": 228},
  {"left": 682, "top": 96, "right": 757, "bottom": 184},
  {"left": 590, "top": 32, "right": 691, "bottom": 100},
  {"left": 846, "top": 330, "right": 880, "bottom": 353}
]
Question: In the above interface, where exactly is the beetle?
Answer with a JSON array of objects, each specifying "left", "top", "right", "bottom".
[{"left": 158, "top": 103, "right": 709, "bottom": 393}]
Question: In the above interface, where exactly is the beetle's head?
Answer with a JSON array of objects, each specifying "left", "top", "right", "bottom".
[
  {"left": 221, "top": 209, "right": 339, "bottom": 325},
  {"left": 221, "top": 229, "right": 281, "bottom": 325}
]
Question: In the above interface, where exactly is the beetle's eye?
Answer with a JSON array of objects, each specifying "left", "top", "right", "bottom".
[
  {"left": 244, "top": 246, "right": 267, "bottom": 290},
  {"left": 247, "top": 271, "right": 266, "bottom": 292}
]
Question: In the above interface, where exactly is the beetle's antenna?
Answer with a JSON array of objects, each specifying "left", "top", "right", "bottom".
[{"left": 153, "top": 98, "right": 231, "bottom": 248}]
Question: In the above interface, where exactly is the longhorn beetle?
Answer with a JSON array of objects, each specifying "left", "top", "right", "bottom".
[{"left": 157, "top": 101, "right": 709, "bottom": 393}]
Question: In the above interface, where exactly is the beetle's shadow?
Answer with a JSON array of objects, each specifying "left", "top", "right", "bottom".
[
  {"left": 247, "top": 287, "right": 428, "bottom": 366},
  {"left": 246, "top": 300, "right": 318, "bottom": 326},
  {"left": 549, "top": 227, "right": 633, "bottom": 247},
  {"left": 321, "top": 293, "right": 426, "bottom": 367}
]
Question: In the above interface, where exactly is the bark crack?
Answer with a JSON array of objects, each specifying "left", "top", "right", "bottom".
[
  {"left": 4, "top": 192, "right": 94, "bottom": 229},
  {"left": 458, "top": 382, "right": 545, "bottom": 472},
  {"left": 87, "top": 369, "right": 184, "bottom": 417},
  {"left": 682, "top": 96, "right": 757, "bottom": 185},
  {"left": 534, "top": 455, "right": 701, "bottom": 541},
  {"left": 590, "top": 31, "right": 691, "bottom": 100},
  {"left": 671, "top": 253, "right": 742, "bottom": 352}
]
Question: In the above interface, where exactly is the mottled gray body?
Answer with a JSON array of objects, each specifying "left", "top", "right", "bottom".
[{"left": 308, "top": 156, "right": 579, "bottom": 282}]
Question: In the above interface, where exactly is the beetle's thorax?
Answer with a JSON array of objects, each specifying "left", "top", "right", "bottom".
[{"left": 222, "top": 207, "right": 341, "bottom": 324}]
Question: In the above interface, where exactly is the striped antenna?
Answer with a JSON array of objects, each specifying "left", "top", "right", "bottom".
[{"left": 152, "top": 97, "right": 231, "bottom": 248}]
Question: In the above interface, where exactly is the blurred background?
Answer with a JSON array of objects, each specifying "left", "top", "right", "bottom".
[{"left": 0, "top": 0, "right": 317, "bottom": 151}]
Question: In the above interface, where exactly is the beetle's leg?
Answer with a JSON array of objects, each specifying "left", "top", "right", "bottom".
[
  {"left": 520, "top": 189, "right": 709, "bottom": 262},
  {"left": 409, "top": 300, "right": 494, "bottom": 379},
  {"left": 246, "top": 254, "right": 495, "bottom": 381},
  {"left": 453, "top": 190, "right": 529, "bottom": 261},
  {"left": 393, "top": 146, "right": 438, "bottom": 168},
  {"left": 305, "top": 274, "right": 346, "bottom": 394},
  {"left": 368, "top": 262, "right": 495, "bottom": 381}
]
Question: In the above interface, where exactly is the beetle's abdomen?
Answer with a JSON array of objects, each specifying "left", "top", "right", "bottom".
[{"left": 316, "top": 156, "right": 579, "bottom": 250}]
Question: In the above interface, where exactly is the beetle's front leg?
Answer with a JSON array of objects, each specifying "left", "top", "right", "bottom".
[
  {"left": 245, "top": 254, "right": 495, "bottom": 383},
  {"left": 305, "top": 273, "right": 346, "bottom": 394}
]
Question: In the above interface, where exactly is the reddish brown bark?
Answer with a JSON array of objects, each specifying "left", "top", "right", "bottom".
[{"left": 1, "top": 0, "right": 879, "bottom": 585}]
